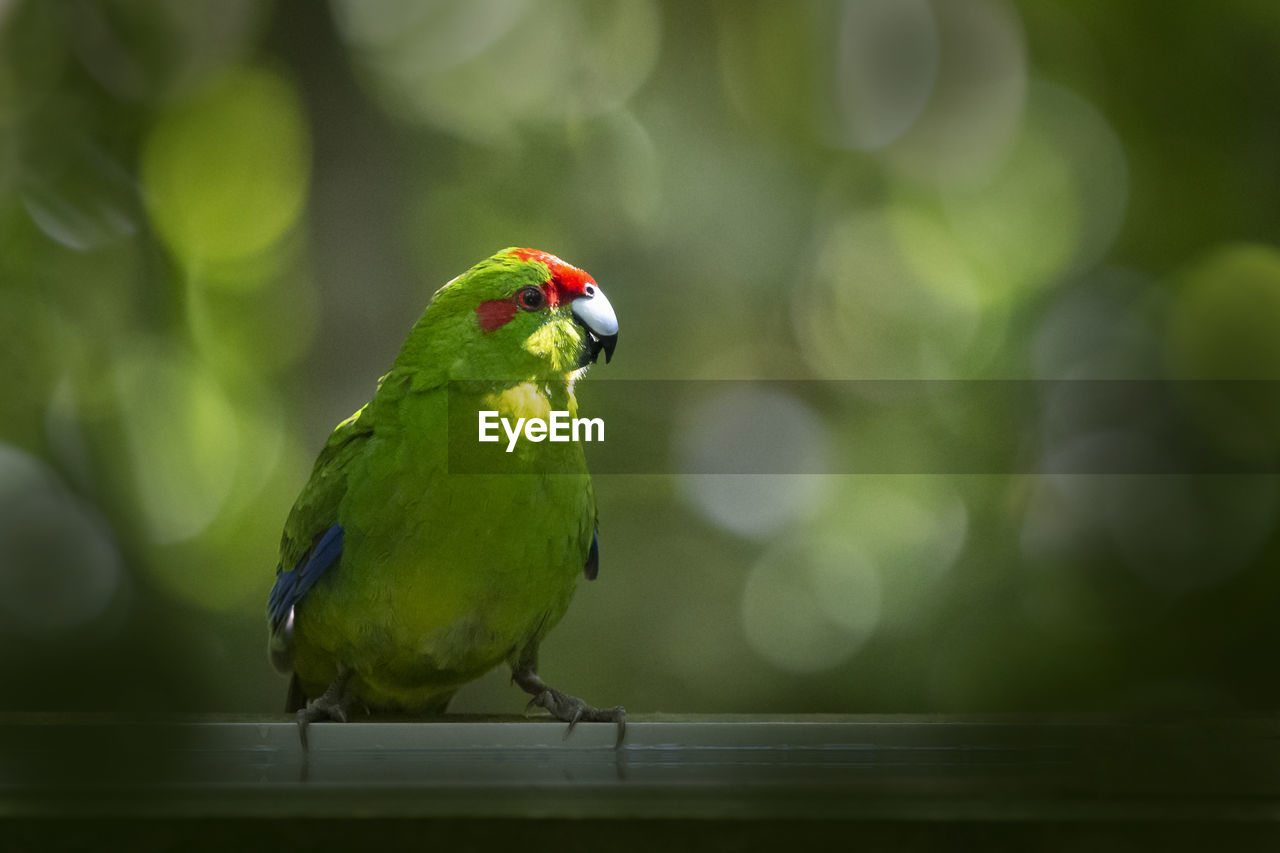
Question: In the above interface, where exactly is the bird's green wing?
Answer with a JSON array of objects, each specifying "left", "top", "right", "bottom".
[
  {"left": 281, "top": 403, "right": 373, "bottom": 569},
  {"left": 267, "top": 401, "right": 374, "bottom": 671}
]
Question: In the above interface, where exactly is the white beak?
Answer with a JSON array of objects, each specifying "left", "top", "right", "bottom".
[{"left": 571, "top": 284, "right": 619, "bottom": 365}]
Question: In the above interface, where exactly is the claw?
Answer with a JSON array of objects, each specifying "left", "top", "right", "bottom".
[
  {"left": 613, "top": 708, "right": 627, "bottom": 749},
  {"left": 296, "top": 707, "right": 312, "bottom": 752},
  {"left": 294, "top": 667, "right": 353, "bottom": 752},
  {"left": 564, "top": 706, "right": 585, "bottom": 739},
  {"left": 511, "top": 666, "right": 626, "bottom": 748}
]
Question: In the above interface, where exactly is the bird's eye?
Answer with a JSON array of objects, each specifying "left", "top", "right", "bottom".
[{"left": 516, "top": 286, "right": 546, "bottom": 311}]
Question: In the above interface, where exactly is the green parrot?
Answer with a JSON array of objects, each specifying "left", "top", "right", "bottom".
[{"left": 267, "top": 247, "right": 623, "bottom": 745}]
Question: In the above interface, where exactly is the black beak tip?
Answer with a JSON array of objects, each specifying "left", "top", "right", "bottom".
[{"left": 574, "top": 312, "right": 618, "bottom": 368}]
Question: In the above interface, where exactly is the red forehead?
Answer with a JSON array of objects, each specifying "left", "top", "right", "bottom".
[{"left": 510, "top": 248, "right": 595, "bottom": 297}]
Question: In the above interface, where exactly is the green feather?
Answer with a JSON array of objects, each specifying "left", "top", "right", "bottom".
[{"left": 273, "top": 248, "right": 602, "bottom": 712}]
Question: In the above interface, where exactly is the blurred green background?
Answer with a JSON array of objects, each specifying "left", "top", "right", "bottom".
[{"left": 1, "top": 0, "right": 1278, "bottom": 716}]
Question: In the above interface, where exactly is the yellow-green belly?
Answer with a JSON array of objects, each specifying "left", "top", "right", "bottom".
[{"left": 290, "top": 387, "right": 594, "bottom": 711}]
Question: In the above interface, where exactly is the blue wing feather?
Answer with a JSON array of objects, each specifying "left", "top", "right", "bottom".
[
  {"left": 268, "top": 523, "right": 344, "bottom": 629},
  {"left": 584, "top": 528, "right": 599, "bottom": 580}
]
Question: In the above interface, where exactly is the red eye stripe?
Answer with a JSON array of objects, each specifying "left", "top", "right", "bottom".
[{"left": 476, "top": 298, "right": 517, "bottom": 332}]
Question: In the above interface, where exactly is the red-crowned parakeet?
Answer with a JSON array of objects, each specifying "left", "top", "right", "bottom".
[{"left": 267, "top": 247, "right": 622, "bottom": 745}]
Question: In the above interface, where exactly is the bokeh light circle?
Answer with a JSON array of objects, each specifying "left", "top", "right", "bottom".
[
  {"left": 1025, "top": 433, "right": 1278, "bottom": 595},
  {"left": 1165, "top": 244, "right": 1280, "bottom": 381},
  {"left": 141, "top": 65, "right": 311, "bottom": 271},
  {"left": 333, "top": 0, "right": 661, "bottom": 141},
  {"left": 824, "top": 0, "right": 939, "bottom": 150},
  {"left": 793, "top": 210, "right": 984, "bottom": 378},
  {"left": 817, "top": 475, "right": 969, "bottom": 635},
  {"left": 0, "top": 443, "right": 124, "bottom": 641},
  {"left": 939, "top": 81, "right": 1129, "bottom": 293},
  {"left": 676, "top": 386, "right": 830, "bottom": 538},
  {"left": 741, "top": 536, "right": 881, "bottom": 673},
  {"left": 113, "top": 345, "right": 241, "bottom": 544},
  {"left": 885, "top": 0, "right": 1027, "bottom": 184},
  {"left": 1163, "top": 244, "right": 1280, "bottom": 457},
  {"left": 1032, "top": 267, "right": 1164, "bottom": 380}
]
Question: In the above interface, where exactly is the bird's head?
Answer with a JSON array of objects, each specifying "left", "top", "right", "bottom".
[{"left": 397, "top": 247, "right": 618, "bottom": 383}]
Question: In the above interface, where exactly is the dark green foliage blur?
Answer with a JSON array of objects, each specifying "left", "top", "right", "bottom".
[{"left": 1, "top": 0, "right": 1278, "bottom": 714}]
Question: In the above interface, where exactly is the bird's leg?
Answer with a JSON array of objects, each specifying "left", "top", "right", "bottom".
[
  {"left": 511, "top": 665, "right": 626, "bottom": 748},
  {"left": 296, "top": 665, "right": 353, "bottom": 751}
]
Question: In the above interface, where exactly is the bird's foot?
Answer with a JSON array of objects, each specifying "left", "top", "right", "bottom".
[
  {"left": 513, "top": 667, "right": 626, "bottom": 748},
  {"left": 296, "top": 666, "right": 353, "bottom": 751}
]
